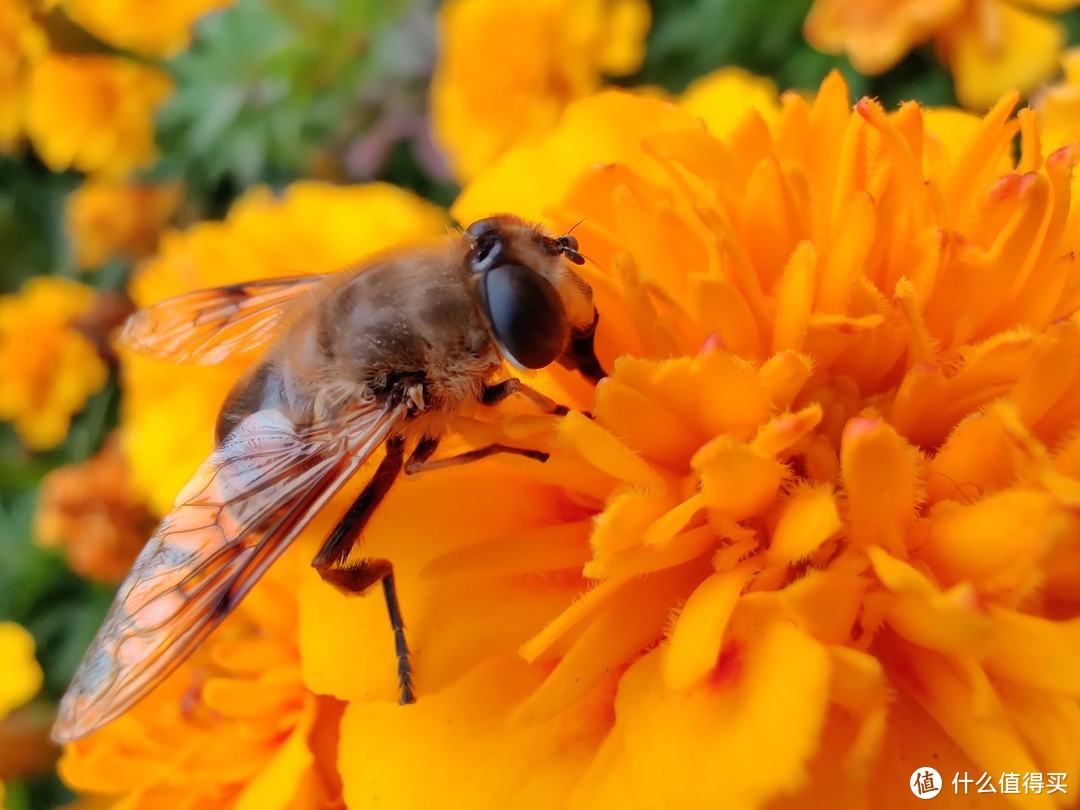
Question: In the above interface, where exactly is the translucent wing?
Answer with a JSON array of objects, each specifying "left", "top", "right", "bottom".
[
  {"left": 119, "top": 275, "right": 327, "bottom": 364},
  {"left": 52, "top": 399, "right": 406, "bottom": 742}
]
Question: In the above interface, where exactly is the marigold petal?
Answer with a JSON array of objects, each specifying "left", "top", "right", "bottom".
[
  {"left": 692, "top": 436, "right": 787, "bottom": 521},
  {"left": 769, "top": 483, "right": 842, "bottom": 564},
  {"left": 982, "top": 608, "right": 1080, "bottom": 696},
  {"left": 662, "top": 566, "right": 753, "bottom": 691},
  {"left": 917, "top": 489, "right": 1062, "bottom": 595},
  {"left": 772, "top": 241, "right": 817, "bottom": 353},
  {"left": 571, "top": 622, "right": 830, "bottom": 809},
  {"left": 452, "top": 92, "right": 694, "bottom": 227},
  {"left": 339, "top": 655, "right": 608, "bottom": 809},
  {"left": 679, "top": 67, "right": 780, "bottom": 140},
  {"left": 841, "top": 417, "right": 920, "bottom": 555},
  {"left": 234, "top": 703, "right": 315, "bottom": 810},
  {"left": 558, "top": 410, "right": 667, "bottom": 491}
]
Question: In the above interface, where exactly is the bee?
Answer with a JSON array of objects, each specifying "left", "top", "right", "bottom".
[{"left": 51, "top": 215, "right": 605, "bottom": 743}]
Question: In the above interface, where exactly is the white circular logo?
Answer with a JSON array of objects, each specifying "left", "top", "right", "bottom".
[{"left": 910, "top": 767, "right": 943, "bottom": 799}]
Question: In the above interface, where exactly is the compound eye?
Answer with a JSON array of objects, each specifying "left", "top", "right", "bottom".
[
  {"left": 466, "top": 218, "right": 500, "bottom": 239},
  {"left": 483, "top": 264, "right": 568, "bottom": 369},
  {"left": 467, "top": 230, "right": 504, "bottom": 272},
  {"left": 558, "top": 234, "right": 579, "bottom": 253}
]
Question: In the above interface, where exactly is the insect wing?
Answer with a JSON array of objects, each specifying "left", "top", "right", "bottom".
[
  {"left": 52, "top": 400, "right": 406, "bottom": 742},
  {"left": 119, "top": 275, "right": 326, "bottom": 364}
]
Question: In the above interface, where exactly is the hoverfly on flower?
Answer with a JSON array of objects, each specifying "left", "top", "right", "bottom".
[{"left": 52, "top": 215, "right": 605, "bottom": 742}]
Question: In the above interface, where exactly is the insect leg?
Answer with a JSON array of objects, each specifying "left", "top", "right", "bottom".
[
  {"left": 482, "top": 379, "right": 569, "bottom": 415},
  {"left": 311, "top": 436, "right": 415, "bottom": 704},
  {"left": 311, "top": 436, "right": 405, "bottom": 569},
  {"left": 404, "top": 443, "right": 548, "bottom": 475}
]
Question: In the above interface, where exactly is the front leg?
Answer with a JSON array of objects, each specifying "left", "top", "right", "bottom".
[{"left": 481, "top": 378, "right": 569, "bottom": 415}]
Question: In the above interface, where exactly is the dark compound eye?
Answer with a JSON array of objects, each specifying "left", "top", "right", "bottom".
[{"left": 483, "top": 264, "right": 568, "bottom": 369}]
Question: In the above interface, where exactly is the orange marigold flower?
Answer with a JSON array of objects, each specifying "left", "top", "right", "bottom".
[
  {"left": 339, "top": 76, "right": 1079, "bottom": 805},
  {"left": 0, "top": 0, "right": 46, "bottom": 150},
  {"left": 58, "top": 547, "right": 344, "bottom": 810},
  {"left": 123, "top": 181, "right": 448, "bottom": 515},
  {"left": 25, "top": 53, "right": 172, "bottom": 178},
  {"left": 0, "top": 277, "right": 108, "bottom": 450},
  {"left": 429, "top": 0, "right": 650, "bottom": 182},
  {"left": 66, "top": 180, "right": 182, "bottom": 270},
  {"left": 53, "top": 0, "right": 231, "bottom": 56},
  {"left": 35, "top": 433, "right": 155, "bottom": 583},
  {"left": 805, "top": 0, "right": 1080, "bottom": 110}
]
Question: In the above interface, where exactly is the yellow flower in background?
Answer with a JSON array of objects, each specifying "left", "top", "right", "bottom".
[
  {"left": 0, "top": 624, "right": 41, "bottom": 723},
  {"left": 0, "top": 0, "right": 46, "bottom": 150},
  {"left": 35, "top": 433, "right": 154, "bottom": 584},
  {"left": 0, "top": 277, "right": 108, "bottom": 450},
  {"left": 805, "top": 0, "right": 1080, "bottom": 109},
  {"left": 25, "top": 53, "right": 172, "bottom": 178},
  {"left": 0, "top": 623, "right": 42, "bottom": 810},
  {"left": 679, "top": 66, "right": 781, "bottom": 139},
  {"left": 58, "top": 547, "right": 343, "bottom": 810},
  {"left": 123, "top": 181, "right": 448, "bottom": 515},
  {"left": 429, "top": 0, "right": 650, "bottom": 182},
  {"left": 1037, "top": 47, "right": 1080, "bottom": 149},
  {"left": 53, "top": 0, "right": 231, "bottom": 56},
  {"left": 66, "top": 180, "right": 182, "bottom": 270}
]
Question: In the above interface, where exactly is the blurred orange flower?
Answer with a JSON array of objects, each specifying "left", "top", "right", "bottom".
[
  {"left": 66, "top": 180, "right": 183, "bottom": 270},
  {"left": 53, "top": 0, "right": 231, "bottom": 56},
  {"left": 805, "top": 0, "right": 1080, "bottom": 109},
  {"left": 0, "top": 277, "right": 108, "bottom": 450},
  {"left": 429, "top": 0, "right": 650, "bottom": 182},
  {"left": 35, "top": 433, "right": 154, "bottom": 583},
  {"left": 0, "top": 0, "right": 46, "bottom": 149},
  {"left": 25, "top": 53, "right": 172, "bottom": 177},
  {"left": 1037, "top": 47, "right": 1080, "bottom": 149}
]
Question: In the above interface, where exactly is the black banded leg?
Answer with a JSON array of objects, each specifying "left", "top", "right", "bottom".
[
  {"left": 482, "top": 379, "right": 569, "bottom": 415},
  {"left": 312, "top": 436, "right": 405, "bottom": 569},
  {"left": 311, "top": 437, "right": 414, "bottom": 704},
  {"left": 405, "top": 442, "right": 548, "bottom": 475},
  {"left": 315, "top": 558, "right": 414, "bottom": 704}
]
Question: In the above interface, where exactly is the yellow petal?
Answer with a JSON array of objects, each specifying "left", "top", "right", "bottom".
[
  {"left": 234, "top": 701, "right": 315, "bottom": 810},
  {"left": 0, "top": 623, "right": 42, "bottom": 718},
  {"left": 338, "top": 655, "right": 608, "bottom": 809},
  {"left": 982, "top": 608, "right": 1080, "bottom": 695},
  {"left": 662, "top": 566, "right": 754, "bottom": 691},
  {"left": 693, "top": 436, "right": 787, "bottom": 521},
  {"left": 943, "top": 0, "right": 1066, "bottom": 110},
  {"left": 916, "top": 489, "right": 1062, "bottom": 595},
  {"left": 570, "top": 622, "right": 830, "bottom": 809},
  {"left": 769, "top": 483, "right": 842, "bottom": 564},
  {"left": 840, "top": 417, "right": 920, "bottom": 555}
]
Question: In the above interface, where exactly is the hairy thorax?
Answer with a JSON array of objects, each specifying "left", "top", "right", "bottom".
[{"left": 215, "top": 252, "right": 503, "bottom": 444}]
